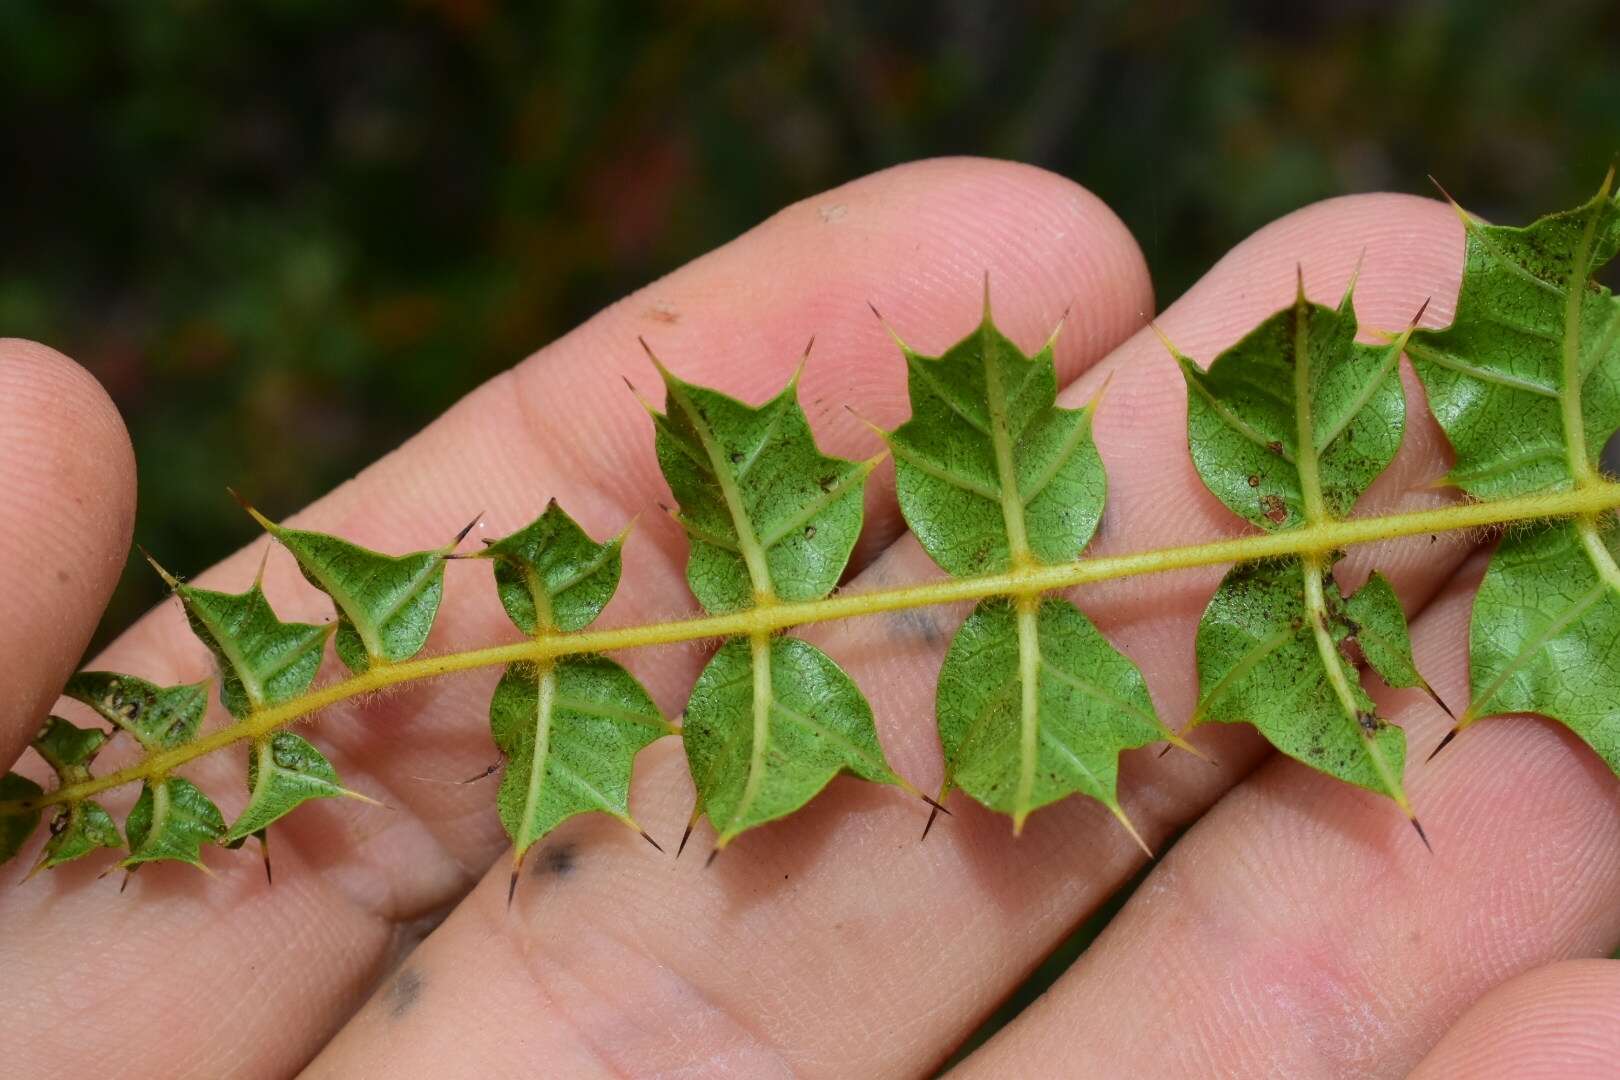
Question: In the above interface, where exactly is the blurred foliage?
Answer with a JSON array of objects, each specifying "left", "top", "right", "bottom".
[{"left": 1, "top": 0, "right": 1616, "bottom": 648}]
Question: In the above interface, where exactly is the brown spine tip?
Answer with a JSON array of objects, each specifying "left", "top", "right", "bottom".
[
  {"left": 676, "top": 821, "right": 695, "bottom": 859},
  {"left": 638, "top": 829, "right": 665, "bottom": 854},
  {"left": 1425, "top": 727, "right": 1459, "bottom": 763},
  {"left": 507, "top": 868, "right": 519, "bottom": 909},
  {"left": 1411, "top": 816, "right": 1433, "bottom": 854},
  {"left": 704, "top": 847, "right": 720, "bottom": 869},
  {"left": 461, "top": 762, "right": 500, "bottom": 784},
  {"left": 920, "top": 801, "right": 942, "bottom": 842}
]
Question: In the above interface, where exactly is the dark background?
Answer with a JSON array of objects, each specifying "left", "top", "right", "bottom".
[{"left": 3, "top": 0, "right": 1617, "bottom": 649}]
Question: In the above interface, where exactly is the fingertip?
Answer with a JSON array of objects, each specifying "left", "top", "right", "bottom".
[
  {"left": 1412, "top": 960, "right": 1620, "bottom": 1079},
  {"left": 0, "top": 339, "right": 136, "bottom": 766}
]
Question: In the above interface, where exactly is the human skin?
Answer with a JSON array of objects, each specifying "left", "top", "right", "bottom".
[{"left": 2, "top": 158, "right": 1617, "bottom": 1078}]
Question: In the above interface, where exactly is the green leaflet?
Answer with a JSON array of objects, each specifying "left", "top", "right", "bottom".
[
  {"left": 887, "top": 296, "right": 1171, "bottom": 834},
  {"left": 648, "top": 350, "right": 904, "bottom": 846},
  {"left": 649, "top": 358, "right": 878, "bottom": 613},
  {"left": 1342, "top": 571, "right": 1426, "bottom": 692},
  {"left": 888, "top": 302, "right": 1103, "bottom": 574},
  {"left": 1406, "top": 180, "right": 1620, "bottom": 500},
  {"left": 1178, "top": 276, "right": 1406, "bottom": 531},
  {"left": 1461, "top": 520, "right": 1620, "bottom": 769},
  {"left": 1192, "top": 557, "right": 1407, "bottom": 796},
  {"left": 937, "top": 598, "right": 1162, "bottom": 840},
  {"left": 65, "top": 672, "right": 208, "bottom": 750},
  {"left": 482, "top": 500, "right": 624, "bottom": 634},
  {"left": 683, "top": 636, "right": 898, "bottom": 844},
  {"left": 1177, "top": 279, "right": 1427, "bottom": 827},
  {"left": 244, "top": 503, "right": 466, "bottom": 673},
  {"left": 1406, "top": 178, "right": 1620, "bottom": 770},
  {"left": 482, "top": 505, "right": 671, "bottom": 877},
  {"left": 124, "top": 777, "right": 226, "bottom": 869},
  {"left": 30, "top": 717, "right": 121, "bottom": 872},
  {"left": 490, "top": 657, "right": 669, "bottom": 856},
  {"left": 222, "top": 732, "right": 356, "bottom": 843},
  {"left": 0, "top": 773, "right": 43, "bottom": 866},
  {"left": 161, "top": 570, "right": 331, "bottom": 719}
]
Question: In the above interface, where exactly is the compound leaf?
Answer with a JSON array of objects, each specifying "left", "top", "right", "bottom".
[
  {"left": 648, "top": 355, "right": 901, "bottom": 845},
  {"left": 1405, "top": 179, "right": 1620, "bottom": 771},
  {"left": 124, "top": 776, "right": 225, "bottom": 870},
  {"left": 683, "top": 636, "right": 899, "bottom": 845},
  {"left": 1179, "top": 280, "right": 1425, "bottom": 826},
  {"left": 887, "top": 296, "right": 1172, "bottom": 833},
  {"left": 65, "top": 672, "right": 209, "bottom": 750},
  {"left": 244, "top": 504, "right": 467, "bottom": 672},
  {"left": 222, "top": 732, "right": 355, "bottom": 843}
]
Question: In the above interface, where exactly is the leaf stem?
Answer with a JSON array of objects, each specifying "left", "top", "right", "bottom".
[{"left": 11, "top": 482, "right": 1620, "bottom": 815}]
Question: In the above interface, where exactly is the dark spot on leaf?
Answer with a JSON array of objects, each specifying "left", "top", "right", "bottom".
[
  {"left": 1247, "top": 474, "right": 1261, "bottom": 488},
  {"left": 386, "top": 967, "right": 423, "bottom": 1020},
  {"left": 1266, "top": 440, "right": 1283, "bottom": 455},
  {"left": 729, "top": 451, "right": 743, "bottom": 465},
  {"left": 1260, "top": 494, "right": 1287, "bottom": 523},
  {"left": 1357, "top": 711, "right": 1382, "bottom": 734},
  {"left": 818, "top": 474, "right": 837, "bottom": 491},
  {"left": 803, "top": 525, "right": 816, "bottom": 540}
]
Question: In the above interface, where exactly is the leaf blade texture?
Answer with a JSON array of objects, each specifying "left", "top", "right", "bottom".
[
  {"left": 1407, "top": 178, "right": 1620, "bottom": 769},
  {"left": 123, "top": 777, "right": 226, "bottom": 869},
  {"left": 222, "top": 732, "right": 352, "bottom": 842},
  {"left": 64, "top": 672, "right": 209, "bottom": 750},
  {"left": 30, "top": 716, "right": 121, "bottom": 872},
  {"left": 1179, "top": 282, "right": 1422, "bottom": 814},
  {"left": 481, "top": 503, "right": 669, "bottom": 862},
  {"left": 683, "top": 636, "right": 899, "bottom": 845},
  {"left": 170, "top": 579, "right": 331, "bottom": 719},
  {"left": 649, "top": 357, "right": 903, "bottom": 845},
  {"left": 936, "top": 597, "right": 1164, "bottom": 831},
  {"left": 253, "top": 512, "right": 455, "bottom": 672},
  {"left": 491, "top": 656, "right": 670, "bottom": 860},
  {"left": 887, "top": 299, "right": 1168, "bottom": 832}
]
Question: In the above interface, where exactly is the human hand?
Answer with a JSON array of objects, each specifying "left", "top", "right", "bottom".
[{"left": 3, "top": 159, "right": 1618, "bottom": 1078}]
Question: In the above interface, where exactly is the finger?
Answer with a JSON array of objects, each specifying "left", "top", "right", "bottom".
[
  {"left": 955, "top": 553, "right": 1620, "bottom": 1077},
  {"left": 1411, "top": 960, "right": 1620, "bottom": 1079},
  {"left": 0, "top": 339, "right": 135, "bottom": 768},
  {"left": 304, "top": 192, "right": 1472, "bottom": 1079},
  {"left": 0, "top": 159, "right": 1151, "bottom": 1078}
]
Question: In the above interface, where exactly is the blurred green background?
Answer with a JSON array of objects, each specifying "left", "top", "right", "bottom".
[{"left": 3, "top": 0, "right": 1616, "bottom": 646}]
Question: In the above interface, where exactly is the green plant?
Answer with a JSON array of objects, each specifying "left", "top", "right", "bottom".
[{"left": 4, "top": 177, "right": 1619, "bottom": 898}]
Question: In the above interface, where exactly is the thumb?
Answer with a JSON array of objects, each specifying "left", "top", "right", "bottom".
[{"left": 0, "top": 340, "right": 136, "bottom": 769}]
